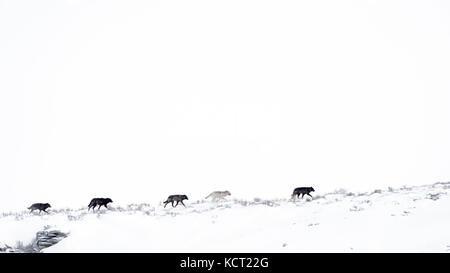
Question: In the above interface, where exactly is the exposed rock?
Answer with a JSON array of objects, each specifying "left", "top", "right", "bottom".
[
  {"left": 0, "top": 242, "right": 15, "bottom": 252},
  {"left": 0, "top": 230, "right": 69, "bottom": 253},
  {"left": 33, "top": 230, "right": 69, "bottom": 251}
]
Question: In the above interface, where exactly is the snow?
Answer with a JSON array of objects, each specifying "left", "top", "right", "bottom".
[{"left": 1, "top": 182, "right": 450, "bottom": 252}]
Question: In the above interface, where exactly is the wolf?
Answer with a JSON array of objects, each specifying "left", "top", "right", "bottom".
[
  {"left": 291, "top": 187, "right": 315, "bottom": 199},
  {"left": 163, "top": 195, "right": 188, "bottom": 208},
  {"left": 88, "top": 198, "right": 113, "bottom": 211},
  {"left": 205, "top": 191, "right": 231, "bottom": 201},
  {"left": 28, "top": 203, "right": 51, "bottom": 214}
]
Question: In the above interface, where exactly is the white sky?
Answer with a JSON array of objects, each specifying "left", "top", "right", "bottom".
[{"left": 1, "top": 0, "right": 450, "bottom": 211}]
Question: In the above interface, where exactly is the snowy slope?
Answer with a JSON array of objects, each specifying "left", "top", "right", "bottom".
[{"left": 1, "top": 182, "right": 450, "bottom": 252}]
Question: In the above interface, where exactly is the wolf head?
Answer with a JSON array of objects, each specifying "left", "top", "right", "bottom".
[
  {"left": 44, "top": 203, "right": 51, "bottom": 208},
  {"left": 182, "top": 195, "right": 188, "bottom": 200},
  {"left": 105, "top": 198, "right": 113, "bottom": 204},
  {"left": 309, "top": 187, "right": 315, "bottom": 192},
  {"left": 224, "top": 191, "right": 231, "bottom": 196}
]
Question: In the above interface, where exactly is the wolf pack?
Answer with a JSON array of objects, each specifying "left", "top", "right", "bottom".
[{"left": 27, "top": 187, "right": 315, "bottom": 214}]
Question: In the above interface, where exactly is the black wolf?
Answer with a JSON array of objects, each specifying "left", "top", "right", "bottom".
[
  {"left": 163, "top": 195, "right": 188, "bottom": 208},
  {"left": 292, "top": 187, "right": 315, "bottom": 199},
  {"left": 88, "top": 198, "right": 113, "bottom": 211},
  {"left": 28, "top": 203, "right": 51, "bottom": 214}
]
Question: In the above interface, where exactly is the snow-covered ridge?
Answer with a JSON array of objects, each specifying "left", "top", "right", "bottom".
[{"left": 1, "top": 182, "right": 450, "bottom": 252}]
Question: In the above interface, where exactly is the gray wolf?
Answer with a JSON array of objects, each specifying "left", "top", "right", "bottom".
[
  {"left": 205, "top": 191, "right": 231, "bottom": 201},
  {"left": 28, "top": 203, "right": 51, "bottom": 214}
]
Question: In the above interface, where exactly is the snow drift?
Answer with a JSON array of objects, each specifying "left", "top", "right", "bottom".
[{"left": 1, "top": 182, "right": 450, "bottom": 252}]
